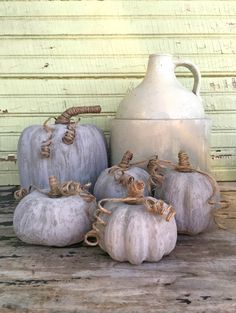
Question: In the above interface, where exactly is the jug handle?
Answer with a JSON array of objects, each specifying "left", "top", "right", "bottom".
[{"left": 174, "top": 59, "right": 201, "bottom": 97}]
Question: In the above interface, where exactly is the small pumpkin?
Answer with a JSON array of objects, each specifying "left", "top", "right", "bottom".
[
  {"left": 93, "top": 150, "right": 151, "bottom": 201},
  {"left": 154, "top": 151, "right": 220, "bottom": 235},
  {"left": 17, "top": 106, "right": 108, "bottom": 190},
  {"left": 85, "top": 181, "right": 177, "bottom": 265},
  {"left": 13, "top": 176, "right": 96, "bottom": 247}
]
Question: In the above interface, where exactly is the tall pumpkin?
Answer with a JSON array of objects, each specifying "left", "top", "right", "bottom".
[
  {"left": 17, "top": 106, "right": 108, "bottom": 190},
  {"left": 154, "top": 151, "right": 220, "bottom": 235},
  {"left": 85, "top": 181, "right": 177, "bottom": 265},
  {"left": 93, "top": 150, "right": 151, "bottom": 201}
]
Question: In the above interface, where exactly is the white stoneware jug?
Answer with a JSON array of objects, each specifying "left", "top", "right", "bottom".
[{"left": 111, "top": 54, "right": 210, "bottom": 170}]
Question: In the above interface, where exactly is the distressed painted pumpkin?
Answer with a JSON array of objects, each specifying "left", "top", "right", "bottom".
[
  {"left": 13, "top": 177, "right": 97, "bottom": 247},
  {"left": 93, "top": 151, "right": 151, "bottom": 201},
  {"left": 85, "top": 181, "right": 177, "bottom": 265},
  {"left": 17, "top": 106, "right": 108, "bottom": 190},
  {"left": 154, "top": 151, "right": 220, "bottom": 235}
]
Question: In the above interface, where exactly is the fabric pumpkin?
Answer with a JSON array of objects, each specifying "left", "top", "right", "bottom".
[
  {"left": 154, "top": 151, "right": 220, "bottom": 235},
  {"left": 13, "top": 177, "right": 97, "bottom": 247},
  {"left": 93, "top": 150, "right": 151, "bottom": 201},
  {"left": 85, "top": 181, "right": 177, "bottom": 265},
  {"left": 17, "top": 106, "right": 108, "bottom": 190}
]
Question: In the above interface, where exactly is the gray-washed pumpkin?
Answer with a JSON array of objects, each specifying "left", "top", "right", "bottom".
[
  {"left": 154, "top": 151, "right": 220, "bottom": 235},
  {"left": 93, "top": 150, "right": 151, "bottom": 201},
  {"left": 13, "top": 176, "right": 96, "bottom": 247},
  {"left": 85, "top": 181, "right": 177, "bottom": 265},
  {"left": 17, "top": 106, "right": 108, "bottom": 190}
]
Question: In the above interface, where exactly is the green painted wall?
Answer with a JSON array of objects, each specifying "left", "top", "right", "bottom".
[{"left": 0, "top": 0, "right": 236, "bottom": 184}]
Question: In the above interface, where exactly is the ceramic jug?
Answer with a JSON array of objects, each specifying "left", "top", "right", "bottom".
[{"left": 111, "top": 54, "right": 210, "bottom": 170}]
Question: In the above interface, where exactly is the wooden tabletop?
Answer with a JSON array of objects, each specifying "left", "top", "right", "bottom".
[{"left": 0, "top": 195, "right": 236, "bottom": 313}]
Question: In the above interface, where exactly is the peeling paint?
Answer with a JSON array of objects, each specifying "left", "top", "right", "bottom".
[{"left": 0, "top": 154, "right": 17, "bottom": 162}]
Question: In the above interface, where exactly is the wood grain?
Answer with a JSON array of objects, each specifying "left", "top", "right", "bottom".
[{"left": 0, "top": 194, "right": 236, "bottom": 312}]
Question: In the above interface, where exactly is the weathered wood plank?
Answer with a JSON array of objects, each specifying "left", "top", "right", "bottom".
[
  {"left": 1, "top": 1, "right": 236, "bottom": 17},
  {"left": 0, "top": 18, "right": 235, "bottom": 36},
  {"left": 0, "top": 37, "right": 235, "bottom": 56},
  {"left": 0, "top": 77, "right": 236, "bottom": 96},
  {"left": 0, "top": 94, "right": 235, "bottom": 114},
  {"left": 0, "top": 55, "right": 235, "bottom": 77},
  {"left": 0, "top": 195, "right": 236, "bottom": 312},
  {"left": 1, "top": 111, "right": 236, "bottom": 133}
]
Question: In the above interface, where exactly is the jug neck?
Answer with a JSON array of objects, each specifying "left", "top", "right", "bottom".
[{"left": 144, "top": 54, "right": 177, "bottom": 83}]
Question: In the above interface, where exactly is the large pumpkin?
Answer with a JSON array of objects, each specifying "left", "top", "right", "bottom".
[
  {"left": 85, "top": 181, "right": 177, "bottom": 265},
  {"left": 17, "top": 106, "right": 108, "bottom": 190},
  {"left": 13, "top": 176, "right": 96, "bottom": 246},
  {"left": 154, "top": 151, "right": 220, "bottom": 235},
  {"left": 93, "top": 150, "right": 151, "bottom": 201}
]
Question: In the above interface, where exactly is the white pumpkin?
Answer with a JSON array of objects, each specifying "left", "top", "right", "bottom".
[
  {"left": 86, "top": 181, "right": 177, "bottom": 265},
  {"left": 155, "top": 151, "right": 220, "bottom": 235},
  {"left": 17, "top": 106, "right": 108, "bottom": 190},
  {"left": 93, "top": 151, "right": 151, "bottom": 201},
  {"left": 13, "top": 178, "right": 97, "bottom": 247}
]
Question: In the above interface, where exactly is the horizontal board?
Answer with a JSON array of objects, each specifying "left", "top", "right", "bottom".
[
  {"left": 1, "top": 131, "right": 236, "bottom": 161},
  {"left": 0, "top": 94, "right": 235, "bottom": 114},
  {"left": 211, "top": 169, "right": 236, "bottom": 181},
  {"left": 1, "top": 1, "right": 236, "bottom": 17},
  {"left": 0, "top": 18, "right": 235, "bottom": 36},
  {"left": 0, "top": 77, "right": 236, "bottom": 95},
  {"left": 0, "top": 37, "right": 235, "bottom": 56},
  {"left": 0, "top": 114, "right": 114, "bottom": 134},
  {"left": 0, "top": 112, "right": 236, "bottom": 134},
  {"left": 0, "top": 172, "right": 19, "bottom": 186},
  {"left": 0, "top": 55, "right": 235, "bottom": 77}
]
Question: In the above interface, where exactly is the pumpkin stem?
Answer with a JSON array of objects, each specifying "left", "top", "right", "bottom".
[
  {"left": 118, "top": 150, "right": 133, "bottom": 169},
  {"left": 48, "top": 176, "right": 62, "bottom": 197},
  {"left": 55, "top": 105, "right": 101, "bottom": 125},
  {"left": 127, "top": 180, "right": 145, "bottom": 198},
  {"left": 176, "top": 151, "right": 192, "bottom": 172}
]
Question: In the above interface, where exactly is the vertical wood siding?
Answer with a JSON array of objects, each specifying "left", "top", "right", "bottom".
[{"left": 0, "top": 0, "right": 236, "bottom": 184}]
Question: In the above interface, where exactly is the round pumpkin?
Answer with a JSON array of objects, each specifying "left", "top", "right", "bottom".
[
  {"left": 17, "top": 106, "right": 108, "bottom": 190},
  {"left": 13, "top": 177, "right": 97, "bottom": 247},
  {"left": 93, "top": 151, "right": 151, "bottom": 201},
  {"left": 86, "top": 181, "right": 177, "bottom": 265},
  {"left": 154, "top": 151, "right": 220, "bottom": 235}
]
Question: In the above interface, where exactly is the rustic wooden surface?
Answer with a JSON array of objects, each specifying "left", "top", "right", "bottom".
[{"left": 0, "top": 189, "right": 236, "bottom": 313}]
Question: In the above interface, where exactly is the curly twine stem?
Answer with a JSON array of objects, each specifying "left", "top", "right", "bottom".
[
  {"left": 62, "top": 123, "right": 77, "bottom": 145},
  {"left": 43, "top": 176, "right": 95, "bottom": 201},
  {"left": 84, "top": 180, "right": 176, "bottom": 246},
  {"left": 55, "top": 105, "right": 101, "bottom": 125},
  {"left": 108, "top": 151, "right": 135, "bottom": 187},
  {"left": 147, "top": 156, "right": 166, "bottom": 187},
  {"left": 14, "top": 188, "right": 28, "bottom": 200},
  {"left": 40, "top": 117, "right": 54, "bottom": 158}
]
